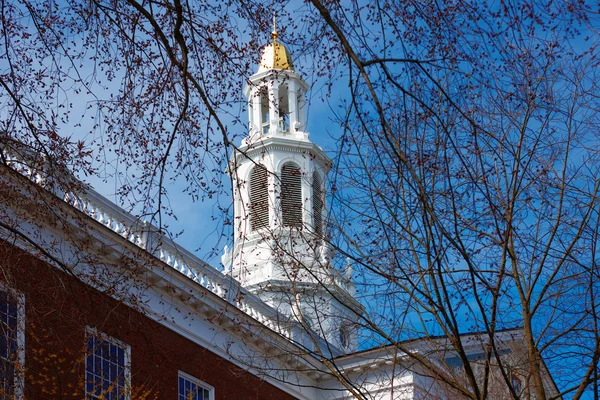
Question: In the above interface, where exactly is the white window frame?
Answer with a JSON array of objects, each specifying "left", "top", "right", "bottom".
[
  {"left": 0, "top": 284, "right": 25, "bottom": 400},
  {"left": 84, "top": 327, "right": 131, "bottom": 400},
  {"left": 178, "top": 371, "right": 214, "bottom": 400}
]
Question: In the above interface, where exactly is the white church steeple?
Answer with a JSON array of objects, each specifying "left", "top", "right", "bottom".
[{"left": 224, "top": 21, "right": 361, "bottom": 352}]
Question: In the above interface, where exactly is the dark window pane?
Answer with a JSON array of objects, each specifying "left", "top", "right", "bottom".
[
  {"left": 179, "top": 374, "right": 210, "bottom": 400},
  {"left": 85, "top": 333, "right": 128, "bottom": 400}
]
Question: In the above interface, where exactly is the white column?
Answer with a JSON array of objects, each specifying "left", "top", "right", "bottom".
[
  {"left": 252, "top": 88, "right": 261, "bottom": 135},
  {"left": 247, "top": 100, "right": 253, "bottom": 131},
  {"left": 298, "top": 93, "right": 307, "bottom": 133}
]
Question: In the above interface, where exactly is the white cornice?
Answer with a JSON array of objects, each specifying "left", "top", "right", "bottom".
[
  {"left": 243, "top": 70, "right": 310, "bottom": 97},
  {"left": 233, "top": 136, "right": 332, "bottom": 169},
  {"left": 246, "top": 279, "right": 364, "bottom": 315}
]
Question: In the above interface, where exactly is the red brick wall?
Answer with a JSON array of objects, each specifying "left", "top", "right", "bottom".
[{"left": 0, "top": 240, "right": 297, "bottom": 400}]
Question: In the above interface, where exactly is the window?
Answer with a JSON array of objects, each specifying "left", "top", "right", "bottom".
[
  {"left": 281, "top": 163, "right": 302, "bottom": 228},
  {"left": 178, "top": 371, "right": 213, "bottom": 400},
  {"left": 85, "top": 329, "right": 130, "bottom": 400},
  {"left": 0, "top": 288, "right": 23, "bottom": 400},
  {"left": 250, "top": 165, "right": 269, "bottom": 231},
  {"left": 312, "top": 172, "right": 323, "bottom": 236}
]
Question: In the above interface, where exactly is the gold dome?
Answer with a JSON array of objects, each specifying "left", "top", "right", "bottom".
[{"left": 257, "top": 19, "right": 294, "bottom": 72}]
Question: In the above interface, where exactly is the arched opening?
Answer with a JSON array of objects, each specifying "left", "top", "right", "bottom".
[
  {"left": 312, "top": 172, "right": 323, "bottom": 236},
  {"left": 281, "top": 162, "right": 302, "bottom": 228},
  {"left": 278, "top": 83, "right": 290, "bottom": 132},
  {"left": 260, "top": 87, "right": 270, "bottom": 134},
  {"left": 250, "top": 166, "right": 269, "bottom": 231}
]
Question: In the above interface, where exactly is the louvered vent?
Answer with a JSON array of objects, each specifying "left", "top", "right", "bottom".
[
  {"left": 313, "top": 172, "right": 323, "bottom": 237},
  {"left": 250, "top": 166, "right": 269, "bottom": 230},
  {"left": 281, "top": 163, "right": 303, "bottom": 228}
]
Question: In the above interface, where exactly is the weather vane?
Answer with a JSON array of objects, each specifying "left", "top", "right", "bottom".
[{"left": 272, "top": 12, "right": 278, "bottom": 44}]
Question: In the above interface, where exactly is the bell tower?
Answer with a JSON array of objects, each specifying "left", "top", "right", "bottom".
[{"left": 223, "top": 20, "right": 362, "bottom": 352}]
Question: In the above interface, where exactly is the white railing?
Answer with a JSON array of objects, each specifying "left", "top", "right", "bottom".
[
  {"left": 2, "top": 147, "right": 46, "bottom": 186},
  {"left": 69, "top": 188, "right": 297, "bottom": 341},
  {"left": 0, "top": 142, "right": 340, "bottom": 355},
  {"left": 66, "top": 190, "right": 148, "bottom": 249}
]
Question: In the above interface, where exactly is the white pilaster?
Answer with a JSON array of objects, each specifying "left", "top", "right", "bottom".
[{"left": 252, "top": 88, "right": 261, "bottom": 135}]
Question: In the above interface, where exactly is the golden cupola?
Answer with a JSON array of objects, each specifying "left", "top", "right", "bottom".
[
  {"left": 242, "top": 15, "right": 309, "bottom": 140},
  {"left": 258, "top": 18, "right": 294, "bottom": 72}
]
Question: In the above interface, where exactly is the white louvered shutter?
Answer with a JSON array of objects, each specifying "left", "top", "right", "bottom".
[{"left": 281, "top": 163, "right": 302, "bottom": 228}]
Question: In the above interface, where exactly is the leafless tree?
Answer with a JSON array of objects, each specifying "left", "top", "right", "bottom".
[{"left": 1, "top": 0, "right": 599, "bottom": 398}]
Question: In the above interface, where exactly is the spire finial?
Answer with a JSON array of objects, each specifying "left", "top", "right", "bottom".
[
  {"left": 257, "top": 12, "right": 294, "bottom": 72},
  {"left": 271, "top": 13, "right": 278, "bottom": 44}
]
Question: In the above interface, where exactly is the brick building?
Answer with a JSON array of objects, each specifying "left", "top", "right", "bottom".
[{"left": 0, "top": 236, "right": 295, "bottom": 400}]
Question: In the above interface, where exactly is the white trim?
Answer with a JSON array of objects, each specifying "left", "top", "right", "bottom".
[
  {"left": 84, "top": 327, "right": 131, "bottom": 400},
  {"left": 178, "top": 370, "right": 215, "bottom": 400},
  {"left": 237, "top": 139, "right": 331, "bottom": 168}
]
